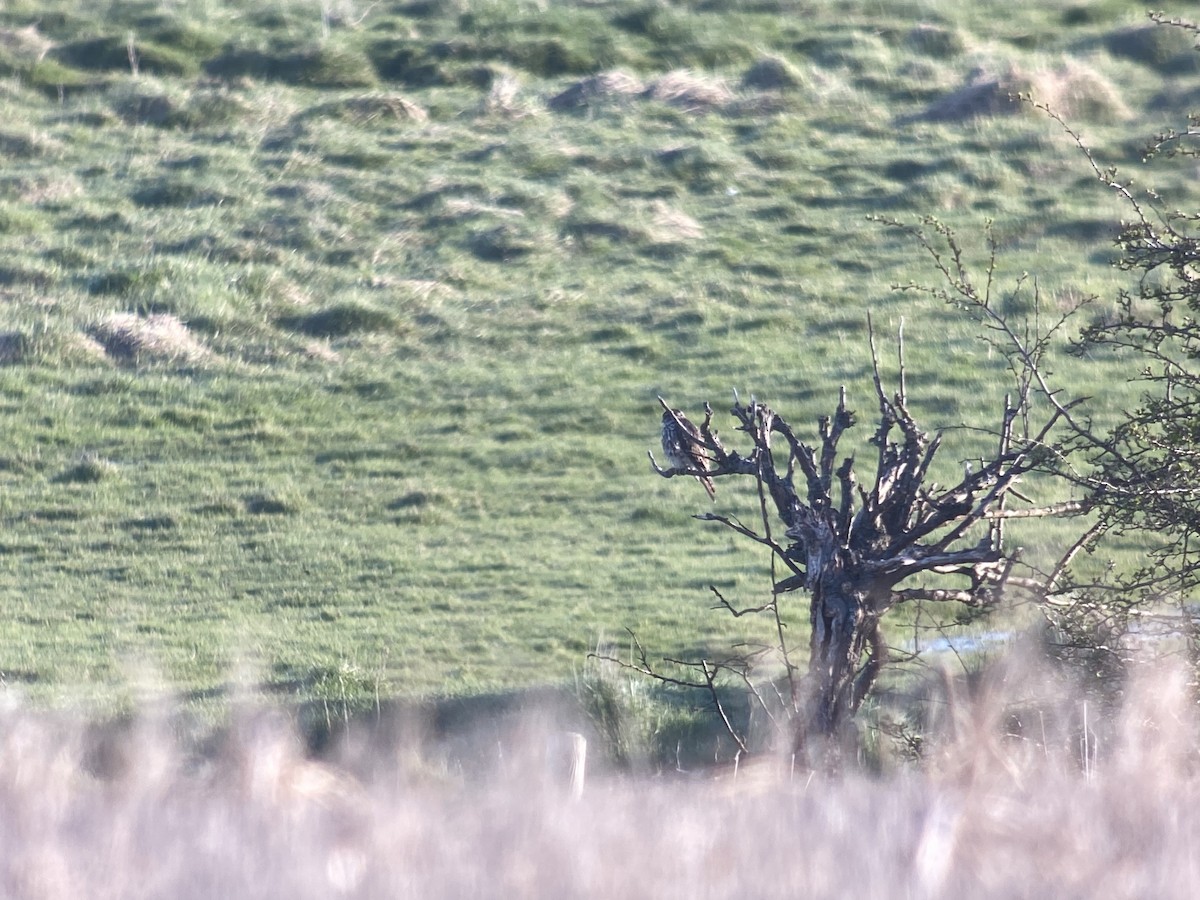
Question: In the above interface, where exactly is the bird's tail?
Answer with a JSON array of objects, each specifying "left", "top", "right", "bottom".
[{"left": 700, "top": 475, "right": 716, "bottom": 500}]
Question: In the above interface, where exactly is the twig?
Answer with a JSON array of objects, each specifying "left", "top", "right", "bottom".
[
  {"left": 694, "top": 512, "right": 804, "bottom": 576},
  {"left": 700, "top": 660, "right": 749, "bottom": 755},
  {"left": 710, "top": 585, "right": 775, "bottom": 617}
]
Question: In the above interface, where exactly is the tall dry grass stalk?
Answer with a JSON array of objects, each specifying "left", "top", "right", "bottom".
[{"left": 0, "top": 658, "right": 1196, "bottom": 898}]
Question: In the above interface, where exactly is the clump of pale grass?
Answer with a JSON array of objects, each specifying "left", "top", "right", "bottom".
[
  {"left": 907, "top": 60, "right": 1129, "bottom": 124},
  {"left": 53, "top": 450, "right": 117, "bottom": 483},
  {"left": 89, "top": 312, "right": 209, "bottom": 365},
  {"left": 302, "top": 340, "right": 341, "bottom": 363},
  {"left": 905, "top": 63, "right": 1027, "bottom": 122},
  {"left": 547, "top": 69, "right": 737, "bottom": 116},
  {"left": 906, "top": 24, "right": 968, "bottom": 59},
  {"left": 480, "top": 69, "right": 536, "bottom": 118},
  {"left": 0, "top": 25, "right": 53, "bottom": 63},
  {"left": 0, "top": 321, "right": 107, "bottom": 367},
  {"left": 0, "top": 658, "right": 1197, "bottom": 898},
  {"left": 298, "top": 93, "right": 428, "bottom": 125},
  {"left": 644, "top": 70, "right": 735, "bottom": 113},
  {"left": 644, "top": 200, "right": 704, "bottom": 245},
  {"left": 1028, "top": 59, "right": 1131, "bottom": 124},
  {"left": 547, "top": 69, "right": 645, "bottom": 113},
  {"left": 0, "top": 128, "right": 62, "bottom": 159}
]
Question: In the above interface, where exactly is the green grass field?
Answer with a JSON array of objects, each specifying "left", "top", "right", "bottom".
[{"left": 0, "top": 0, "right": 1194, "bottom": 718}]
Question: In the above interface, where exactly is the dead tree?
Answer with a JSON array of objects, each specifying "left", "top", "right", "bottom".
[{"left": 630, "top": 309, "right": 1087, "bottom": 764}]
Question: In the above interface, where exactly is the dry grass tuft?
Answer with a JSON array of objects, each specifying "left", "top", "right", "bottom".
[
  {"left": 908, "top": 60, "right": 1129, "bottom": 124},
  {"left": 1028, "top": 59, "right": 1131, "bottom": 123},
  {"left": 906, "top": 63, "right": 1028, "bottom": 123},
  {"left": 645, "top": 200, "right": 704, "bottom": 244},
  {"left": 89, "top": 312, "right": 209, "bottom": 365},
  {"left": 644, "top": 70, "right": 735, "bottom": 113},
  {"left": 69, "top": 332, "right": 116, "bottom": 363},
  {"left": 0, "top": 129, "right": 62, "bottom": 159},
  {"left": 0, "top": 25, "right": 52, "bottom": 63},
  {"left": 302, "top": 340, "right": 342, "bottom": 363},
  {"left": 481, "top": 70, "right": 535, "bottom": 118},
  {"left": 906, "top": 23, "right": 968, "bottom": 59},
  {"left": 300, "top": 93, "right": 428, "bottom": 125},
  {"left": 0, "top": 327, "right": 108, "bottom": 366},
  {"left": 15, "top": 173, "right": 80, "bottom": 204},
  {"left": 547, "top": 69, "right": 645, "bottom": 112}
]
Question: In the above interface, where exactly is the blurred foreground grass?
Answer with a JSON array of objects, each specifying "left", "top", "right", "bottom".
[{"left": 0, "top": 655, "right": 1194, "bottom": 898}]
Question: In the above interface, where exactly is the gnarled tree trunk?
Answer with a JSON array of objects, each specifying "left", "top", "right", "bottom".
[{"left": 645, "top": 326, "right": 1081, "bottom": 763}]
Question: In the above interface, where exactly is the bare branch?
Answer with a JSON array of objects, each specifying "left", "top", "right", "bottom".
[
  {"left": 648, "top": 449, "right": 752, "bottom": 482},
  {"left": 984, "top": 500, "right": 1087, "bottom": 519},
  {"left": 1046, "top": 519, "right": 1107, "bottom": 593},
  {"left": 700, "top": 660, "right": 749, "bottom": 755},
  {"left": 694, "top": 512, "right": 803, "bottom": 576},
  {"left": 729, "top": 665, "right": 782, "bottom": 730},
  {"left": 589, "top": 635, "right": 750, "bottom": 754},
  {"left": 893, "top": 587, "right": 999, "bottom": 606},
  {"left": 710, "top": 585, "right": 775, "bottom": 617}
]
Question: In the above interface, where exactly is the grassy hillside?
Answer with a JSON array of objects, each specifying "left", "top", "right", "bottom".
[{"left": 0, "top": 0, "right": 1194, "bottom": 715}]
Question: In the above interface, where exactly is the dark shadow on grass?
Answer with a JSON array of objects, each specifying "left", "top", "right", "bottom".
[
  {"left": 276, "top": 303, "right": 401, "bottom": 338},
  {"left": 243, "top": 494, "right": 297, "bottom": 515},
  {"left": 122, "top": 515, "right": 178, "bottom": 532},
  {"left": 287, "top": 679, "right": 748, "bottom": 773},
  {"left": 205, "top": 44, "right": 378, "bottom": 88}
]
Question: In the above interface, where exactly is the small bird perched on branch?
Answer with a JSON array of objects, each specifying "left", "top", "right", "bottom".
[{"left": 661, "top": 406, "right": 716, "bottom": 499}]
